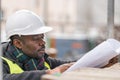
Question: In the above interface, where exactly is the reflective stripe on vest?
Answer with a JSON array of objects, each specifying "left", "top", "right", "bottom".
[
  {"left": 1, "top": 57, "right": 51, "bottom": 74},
  {"left": 44, "top": 61, "right": 50, "bottom": 70}
]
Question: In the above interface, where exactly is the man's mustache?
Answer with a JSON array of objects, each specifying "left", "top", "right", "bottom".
[{"left": 38, "top": 45, "right": 45, "bottom": 51}]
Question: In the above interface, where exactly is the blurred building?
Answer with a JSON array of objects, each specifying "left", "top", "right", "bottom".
[
  {"left": 1, "top": 0, "right": 120, "bottom": 60},
  {"left": 1, "top": 0, "right": 120, "bottom": 41}
]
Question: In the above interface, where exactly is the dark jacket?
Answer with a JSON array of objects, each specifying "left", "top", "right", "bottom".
[{"left": 2, "top": 42, "right": 72, "bottom": 80}]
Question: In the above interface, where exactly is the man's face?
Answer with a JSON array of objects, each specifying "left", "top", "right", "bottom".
[{"left": 19, "top": 34, "right": 46, "bottom": 58}]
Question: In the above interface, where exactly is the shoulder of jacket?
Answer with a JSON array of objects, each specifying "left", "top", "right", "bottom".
[{"left": 1, "top": 42, "right": 9, "bottom": 53}]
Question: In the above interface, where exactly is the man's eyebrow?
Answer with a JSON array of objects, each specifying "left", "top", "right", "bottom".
[{"left": 32, "top": 35, "right": 44, "bottom": 38}]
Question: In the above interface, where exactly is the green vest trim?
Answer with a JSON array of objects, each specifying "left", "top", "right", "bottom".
[{"left": 1, "top": 57, "right": 51, "bottom": 74}]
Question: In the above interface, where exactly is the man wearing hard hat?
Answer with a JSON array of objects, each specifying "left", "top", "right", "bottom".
[{"left": 1, "top": 10, "right": 74, "bottom": 80}]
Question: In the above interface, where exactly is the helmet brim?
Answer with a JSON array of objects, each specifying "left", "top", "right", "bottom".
[
  {"left": 19, "top": 26, "right": 53, "bottom": 35},
  {"left": 7, "top": 26, "right": 53, "bottom": 39}
]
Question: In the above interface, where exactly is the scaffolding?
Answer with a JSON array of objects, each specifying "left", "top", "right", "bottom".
[{"left": 107, "top": 0, "right": 114, "bottom": 38}]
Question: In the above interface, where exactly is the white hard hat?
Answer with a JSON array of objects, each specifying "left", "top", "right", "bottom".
[{"left": 6, "top": 10, "right": 53, "bottom": 39}]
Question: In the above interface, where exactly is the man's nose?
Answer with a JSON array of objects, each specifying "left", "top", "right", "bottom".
[{"left": 38, "top": 39, "right": 45, "bottom": 46}]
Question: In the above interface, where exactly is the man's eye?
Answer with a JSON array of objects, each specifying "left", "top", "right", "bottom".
[
  {"left": 41, "top": 37, "right": 44, "bottom": 39},
  {"left": 33, "top": 38, "right": 40, "bottom": 40}
]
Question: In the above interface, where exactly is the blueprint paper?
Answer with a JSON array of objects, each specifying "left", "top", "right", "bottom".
[{"left": 65, "top": 39, "right": 120, "bottom": 72}]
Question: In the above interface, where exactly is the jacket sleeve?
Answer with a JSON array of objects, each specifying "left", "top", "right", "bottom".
[
  {"left": 46, "top": 57, "right": 75, "bottom": 69},
  {"left": 3, "top": 61, "right": 46, "bottom": 80}
]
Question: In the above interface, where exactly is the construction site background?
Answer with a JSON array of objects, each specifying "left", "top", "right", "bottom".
[{"left": 1, "top": 0, "right": 120, "bottom": 60}]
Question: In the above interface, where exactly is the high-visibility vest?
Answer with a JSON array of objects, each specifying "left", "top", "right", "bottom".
[{"left": 1, "top": 57, "right": 51, "bottom": 74}]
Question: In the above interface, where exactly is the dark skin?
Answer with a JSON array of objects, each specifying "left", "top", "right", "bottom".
[
  {"left": 15, "top": 34, "right": 46, "bottom": 58},
  {"left": 12, "top": 34, "right": 74, "bottom": 74}
]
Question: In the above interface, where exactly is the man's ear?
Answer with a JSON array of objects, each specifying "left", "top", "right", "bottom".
[{"left": 13, "top": 39, "right": 23, "bottom": 49}]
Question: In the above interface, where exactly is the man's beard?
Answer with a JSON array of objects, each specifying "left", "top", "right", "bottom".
[
  {"left": 37, "top": 52, "right": 45, "bottom": 59},
  {"left": 36, "top": 45, "right": 45, "bottom": 59}
]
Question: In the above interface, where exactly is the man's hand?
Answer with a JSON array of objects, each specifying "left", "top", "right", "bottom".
[
  {"left": 101, "top": 56, "right": 118, "bottom": 68},
  {"left": 46, "top": 62, "right": 74, "bottom": 74}
]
